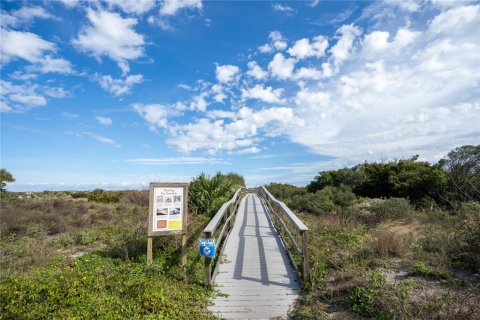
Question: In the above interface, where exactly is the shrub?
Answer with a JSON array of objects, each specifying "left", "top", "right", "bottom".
[
  {"left": 265, "top": 183, "right": 306, "bottom": 202},
  {"left": 369, "top": 229, "right": 407, "bottom": 258},
  {"left": 289, "top": 192, "right": 335, "bottom": 215},
  {"left": 188, "top": 172, "right": 244, "bottom": 216},
  {"left": 449, "top": 202, "right": 480, "bottom": 270}
]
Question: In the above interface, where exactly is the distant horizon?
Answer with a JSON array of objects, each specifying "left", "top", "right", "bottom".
[{"left": 2, "top": 1, "right": 479, "bottom": 192}]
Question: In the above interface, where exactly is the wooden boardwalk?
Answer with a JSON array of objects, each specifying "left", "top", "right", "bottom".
[{"left": 208, "top": 193, "right": 300, "bottom": 319}]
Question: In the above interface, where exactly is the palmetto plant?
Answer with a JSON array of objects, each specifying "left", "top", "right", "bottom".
[{"left": 189, "top": 172, "right": 244, "bottom": 216}]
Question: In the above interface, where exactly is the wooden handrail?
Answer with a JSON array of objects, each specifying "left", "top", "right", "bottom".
[
  {"left": 258, "top": 186, "right": 309, "bottom": 283},
  {"left": 204, "top": 187, "right": 242, "bottom": 234},
  {"left": 202, "top": 187, "right": 243, "bottom": 286},
  {"left": 259, "top": 186, "right": 308, "bottom": 231}
]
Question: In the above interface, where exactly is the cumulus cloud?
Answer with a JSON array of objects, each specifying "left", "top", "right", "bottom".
[
  {"left": 166, "top": 106, "right": 302, "bottom": 154},
  {"left": 246, "top": 61, "right": 268, "bottom": 80},
  {"left": 329, "top": 24, "right": 362, "bottom": 69},
  {"left": 215, "top": 64, "right": 240, "bottom": 83},
  {"left": 241, "top": 84, "right": 285, "bottom": 104},
  {"left": 73, "top": 9, "right": 144, "bottom": 74},
  {"left": 272, "top": 3, "right": 295, "bottom": 14},
  {"left": 159, "top": 0, "right": 202, "bottom": 16},
  {"left": 287, "top": 4, "right": 480, "bottom": 161},
  {"left": 258, "top": 31, "right": 287, "bottom": 53},
  {"left": 108, "top": 0, "right": 156, "bottom": 14},
  {"left": 1, "top": 80, "right": 48, "bottom": 112},
  {"left": 1, "top": 6, "right": 53, "bottom": 27},
  {"left": 96, "top": 116, "right": 113, "bottom": 125},
  {"left": 288, "top": 35, "right": 328, "bottom": 59},
  {"left": 97, "top": 74, "right": 143, "bottom": 96},
  {"left": 0, "top": 29, "right": 73, "bottom": 74},
  {"left": 268, "top": 53, "right": 296, "bottom": 80},
  {"left": 132, "top": 103, "right": 170, "bottom": 130}
]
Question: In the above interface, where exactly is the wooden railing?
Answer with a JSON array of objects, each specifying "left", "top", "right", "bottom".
[
  {"left": 257, "top": 186, "right": 309, "bottom": 283},
  {"left": 202, "top": 188, "right": 243, "bottom": 286}
]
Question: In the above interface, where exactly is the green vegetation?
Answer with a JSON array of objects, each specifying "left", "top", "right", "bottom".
[
  {"left": 0, "top": 189, "right": 219, "bottom": 319},
  {"left": 0, "top": 168, "right": 15, "bottom": 193},
  {"left": 270, "top": 145, "right": 480, "bottom": 319},
  {"left": 188, "top": 171, "right": 245, "bottom": 216},
  {"left": 0, "top": 172, "right": 247, "bottom": 318}
]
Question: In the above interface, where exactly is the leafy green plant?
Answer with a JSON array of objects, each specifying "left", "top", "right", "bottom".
[{"left": 188, "top": 172, "right": 244, "bottom": 216}]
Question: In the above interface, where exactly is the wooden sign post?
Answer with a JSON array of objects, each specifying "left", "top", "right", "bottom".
[{"left": 147, "top": 182, "right": 188, "bottom": 266}]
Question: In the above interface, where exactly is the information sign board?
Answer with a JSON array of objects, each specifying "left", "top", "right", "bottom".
[{"left": 148, "top": 183, "right": 188, "bottom": 237}]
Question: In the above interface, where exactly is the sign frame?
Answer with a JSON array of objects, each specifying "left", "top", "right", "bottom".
[
  {"left": 148, "top": 182, "right": 188, "bottom": 237},
  {"left": 147, "top": 182, "right": 188, "bottom": 266}
]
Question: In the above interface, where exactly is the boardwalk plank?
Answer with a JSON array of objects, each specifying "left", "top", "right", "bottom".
[{"left": 208, "top": 193, "right": 300, "bottom": 319}]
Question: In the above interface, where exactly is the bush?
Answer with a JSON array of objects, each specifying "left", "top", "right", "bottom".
[
  {"left": 188, "top": 172, "right": 244, "bottom": 216},
  {"left": 290, "top": 192, "right": 335, "bottom": 215},
  {"left": 265, "top": 183, "right": 306, "bottom": 201},
  {"left": 449, "top": 202, "right": 480, "bottom": 270},
  {"left": 346, "top": 197, "right": 412, "bottom": 224}
]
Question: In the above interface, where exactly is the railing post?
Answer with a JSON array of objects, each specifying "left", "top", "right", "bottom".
[
  {"left": 204, "top": 231, "right": 212, "bottom": 286},
  {"left": 302, "top": 230, "right": 309, "bottom": 283}
]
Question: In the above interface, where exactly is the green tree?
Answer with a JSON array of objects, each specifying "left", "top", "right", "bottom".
[
  {"left": 0, "top": 169, "right": 15, "bottom": 193},
  {"left": 307, "top": 166, "right": 366, "bottom": 193},
  {"left": 438, "top": 145, "right": 480, "bottom": 209}
]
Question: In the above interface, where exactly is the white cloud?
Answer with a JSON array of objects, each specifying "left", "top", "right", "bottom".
[
  {"left": 96, "top": 116, "right": 113, "bottom": 125},
  {"left": 258, "top": 43, "right": 273, "bottom": 53},
  {"left": 293, "top": 67, "right": 323, "bottom": 80},
  {"left": 27, "top": 55, "right": 73, "bottom": 74},
  {"left": 0, "top": 101, "right": 13, "bottom": 113},
  {"left": 268, "top": 53, "right": 296, "bottom": 80},
  {"left": 1, "top": 29, "right": 53, "bottom": 63},
  {"left": 82, "top": 132, "right": 121, "bottom": 148},
  {"left": 1, "top": 6, "right": 53, "bottom": 27},
  {"left": 59, "top": 0, "right": 79, "bottom": 8},
  {"left": 132, "top": 103, "right": 170, "bottom": 130},
  {"left": 215, "top": 64, "right": 240, "bottom": 83},
  {"left": 0, "top": 80, "right": 52, "bottom": 112},
  {"left": 429, "top": 4, "right": 479, "bottom": 36},
  {"left": 241, "top": 84, "right": 285, "bottom": 104},
  {"left": 125, "top": 157, "right": 228, "bottom": 165},
  {"left": 269, "top": 31, "right": 288, "bottom": 50},
  {"left": 211, "top": 84, "right": 226, "bottom": 103},
  {"left": 61, "top": 112, "right": 79, "bottom": 118},
  {"left": 272, "top": 3, "right": 295, "bottom": 14},
  {"left": 159, "top": 0, "right": 203, "bottom": 16},
  {"left": 189, "top": 91, "right": 209, "bottom": 111},
  {"left": 108, "top": 0, "right": 156, "bottom": 14},
  {"left": 207, "top": 109, "right": 236, "bottom": 119},
  {"left": 287, "top": 5, "right": 480, "bottom": 162},
  {"left": 8, "top": 93, "right": 46, "bottom": 107},
  {"left": 0, "top": 29, "right": 73, "bottom": 74},
  {"left": 44, "top": 86, "right": 69, "bottom": 98},
  {"left": 9, "top": 71, "right": 38, "bottom": 81},
  {"left": 288, "top": 36, "right": 328, "bottom": 59},
  {"left": 247, "top": 61, "right": 268, "bottom": 80},
  {"left": 166, "top": 106, "right": 302, "bottom": 154},
  {"left": 329, "top": 24, "right": 362, "bottom": 69},
  {"left": 230, "top": 147, "right": 262, "bottom": 155},
  {"left": 73, "top": 9, "right": 144, "bottom": 74},
  {"left": 98, "top": 74, "right": 143, "bottom": 96}
]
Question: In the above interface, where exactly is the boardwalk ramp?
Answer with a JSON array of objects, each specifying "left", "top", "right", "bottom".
[{"left": 208, "top": 193, "right": 300, "bottom": 319}]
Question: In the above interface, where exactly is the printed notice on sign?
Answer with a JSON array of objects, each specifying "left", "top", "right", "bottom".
[{"left": 152, "top": 187, "right": 184, "bottom": 231}]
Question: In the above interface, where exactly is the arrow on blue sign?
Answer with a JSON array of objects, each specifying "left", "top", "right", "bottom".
[{"left": 199, "top": 238, "right": 216, "bottom": 258}]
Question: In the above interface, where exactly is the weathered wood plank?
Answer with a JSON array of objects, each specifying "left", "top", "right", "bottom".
[{"left": 208, "top": 193, "right": 300, "bottom": 319}]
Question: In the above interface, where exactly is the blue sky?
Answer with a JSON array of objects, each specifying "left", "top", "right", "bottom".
[{"left": 1, "top": 0, "right": 479, "bottom": 191}]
